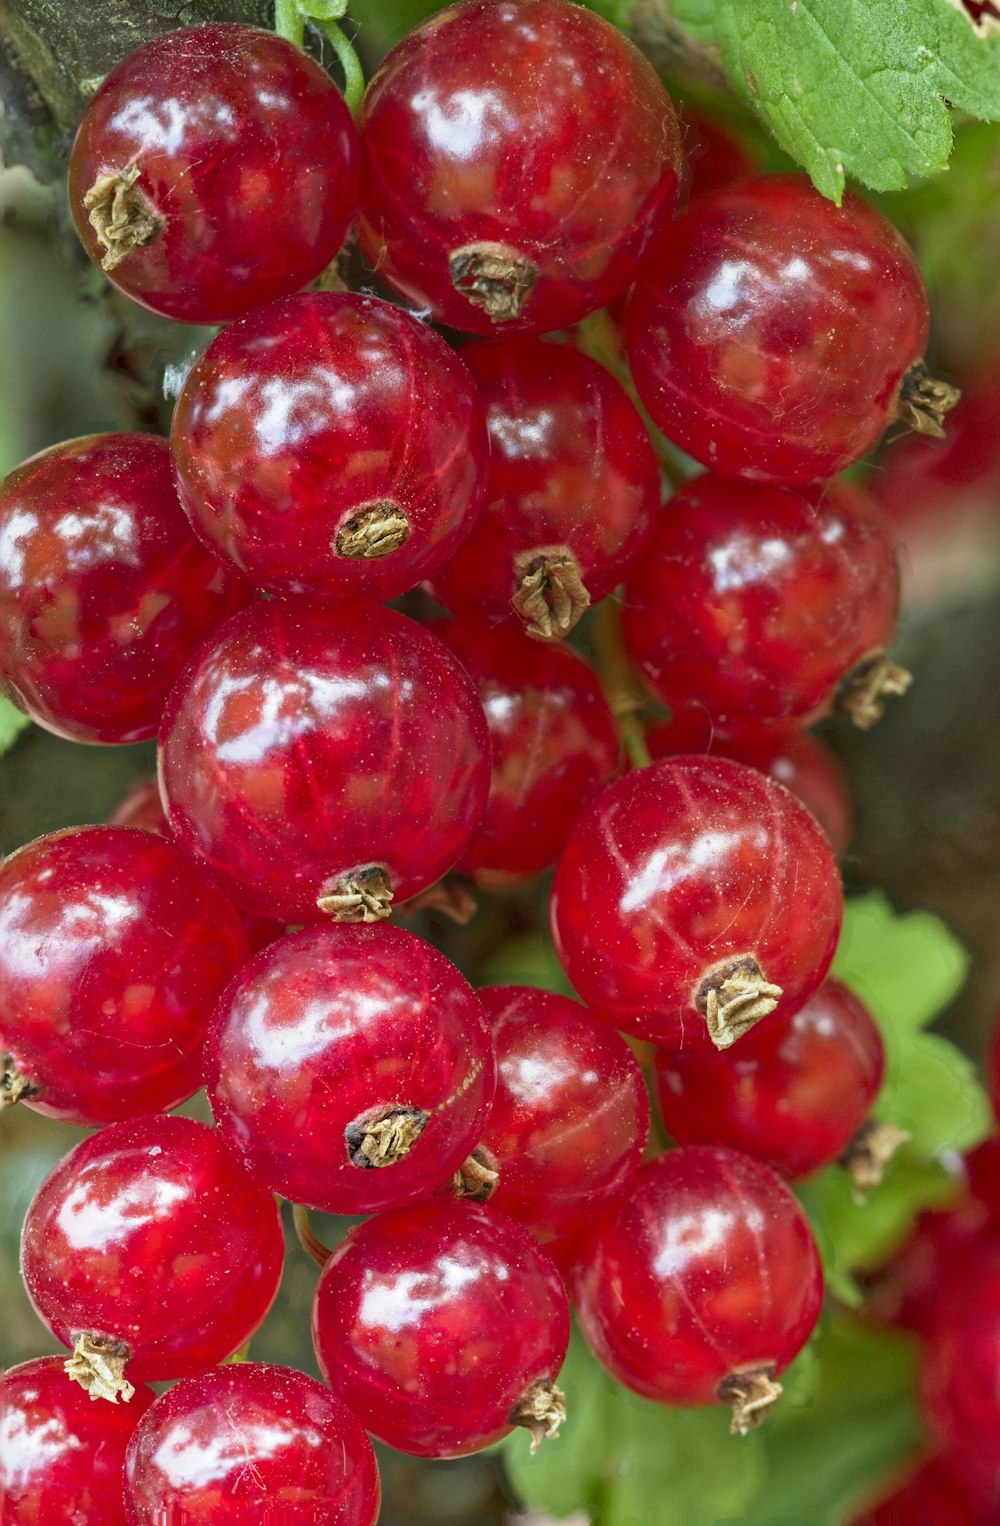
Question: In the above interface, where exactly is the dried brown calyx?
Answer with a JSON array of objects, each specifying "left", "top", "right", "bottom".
[
  {"left": 512, "top": 545, "right": 590, "bottom": 641},
  {"left": 696, "top": 955, "right": 783, "bottom": 1050},
  {"left": 449, "top": 240, "right": 538, "bottom": 322},
  {"left": 450, "top": 1144, "right": 500, "bottom": 1202},
  {"left": 840, "top": 1119, "right": 910, "bottom": 1201},
  {"left": 317, "top": 865, "right": 394, "bottom": 922},
  {"left": 1, "top": 1053, "right": 38, "bottom": 1109},
  {"left": 83, "top": 166, "right": 161, "bottom": 272},
  {"left": 718, "top": 1364, "right": 782, "bottom": 1435},
  {"left": 334, "top": 503, "right": 411, "bottom": 560},
  {"left": 345, "top": 1104, "right": 430, "bottom": 1169},
  {"left": 510, "top": 1378, "right": 567, "bottom": 1452},
  {"left": 64, "top": 1333, "right": 135, "bottom": 1404},
  {"left": 836, "top": 654, "right": 912, "bottom": 731},
  {"left": 893, "top": 360, "right": 961, "bottom": 440}
]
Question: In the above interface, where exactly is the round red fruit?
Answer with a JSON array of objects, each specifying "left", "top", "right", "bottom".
[
  {"left": 625, "top": 175, "right": 934, "bottom": 482},
  {"left": 0, "top": 434, "right": 246, "bottom": 744},
  {"left": 359, "top": 0, "right": 681, "bottom": 335},
  {"left": 431, "top": 339, "right": 659, "bottom": 639},
  {"left": 69, "top": 24, "right": 359, "bottom": 323},
  {"left": 312, "top": 1201, "right": 570, "bottom": 1457},
  {"left": 550, "top": 756, "right": 843, "bottom": 1047},
  {"left": 0, "top": 825, "right": 249, "bottom": 1127},
  {"left": 20, "top": 1116, "right": 284, "bottom": 1395},
  {"left": 575, "top": 1146, "right": 823, "bottom": 1429},
  {"left": 158, "top": 599, "right": 490, "bottom": 923},
  {"left": 124, "top": 1364, "right": 380, "bottom": 1526},
  {"left": 171, "top": 293, "right": 488, "bottom": 599}
]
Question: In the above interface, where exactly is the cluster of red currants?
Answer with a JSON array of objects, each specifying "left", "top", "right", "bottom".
[{"left": 0, "top": 0, "right": 957, "bottom": 1520}]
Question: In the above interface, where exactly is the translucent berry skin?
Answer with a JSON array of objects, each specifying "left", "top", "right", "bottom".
[
  {"left": 158, "top": 599, "right": 490, "bottom": 922},
  {"left": 0, "top": 434, "right": 246, "bottom": 744},
  {"left": 68, "top": 24, "right": 360, "bottom": 324},
  {"left": 625, "top": 175, "right": 930, "bottom": 482},
  {"left": 575, "top": 1146, "right": 823, "bottom": 1406},
  {"left": 171, "top": 293, "right": 489, "bottom": 599},
  {"left": 623, "top": 474, "right": 900, "bottom": 727},
  {"left": 851, "top": 1456, "right": 991, "bottom": 1526},
  {"left": 654, "top": 978, "right": 884, "bottom": 1179},
  {"left": 358, "top": 0, "right": 681, "bottom": 336},
  {"left": 205, "top": 923, "right": 495, "bottom": 1214},
  {"left": 921, "top": 1241, "right": 1000, "bottom": 1508},
  {"left": 680, "top": 106, "right": 755, "bottom": 203},
  {"left": 437, "top": 617, "right": 619, "bottom": 877},
  {"left": 550, "top": 756, "right": 843, "bottom": 1040},
  {"left": 477, "top": 986, "right": 648, "bottom": 1242},
  {"left": 312, "top": 1201, "right": 570, "bottom": 1457},
  {"left": 1, "top": 1358, "right": 155, "bottom": 1525},
  {"left": 647, "top": 713, "right": 852, "bottom": 856},
  {"left": 0, "top": 826, "right": 250, "bottom": 1127},
  {"left": 20, "top": 1116, "right": 284, "bottom": 1382},
  {"left": 123, "top": 1365, "right": 380, "bottom": 1526},
  {"left": 431, "top": 339, "right": 660, "bottom": 630}
]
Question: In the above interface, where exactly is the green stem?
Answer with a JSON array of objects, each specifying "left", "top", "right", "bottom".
[
  {"left": 314, "top": 19, "right": 366, "bottom": 119},
  {"left": 592, "top": 598, "right": 652, "bottom": 771},
  {"left": 274, "top": 3, "right": 365, "bottom": 118},
  {"left": 292, "top": 1202, "right": 332, "bottom": 1268},
  {"left": 223, "top": 1340, "right": 252, "bottom": 1364}
]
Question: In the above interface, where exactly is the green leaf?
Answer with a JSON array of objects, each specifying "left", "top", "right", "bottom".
[
  {"left": 666, "top": 0, "right": 1000, "bottom": 200},
  {"left": 505, "top": 1319, "right": 918, "bottom": 1524},
  {"left": 832, "top": 891, "right": 969, "bottom": 1034},
  {"left": 0, "top": 697, "right": 30, "bottom": 758}
]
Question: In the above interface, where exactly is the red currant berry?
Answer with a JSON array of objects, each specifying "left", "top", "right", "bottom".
[
  {"left": 625, "top": 175, "right": 940, "bottom": 482},
  {"left": 431, "top": 339, "right": 659, "bottom": 639},
  {"left": 851, "top": 1456, "right": 991, "bottom": 1526},
  {"left": 68, "top": 24, "right": 359, "bottom": 324},
  {"left": 312, "top": 1201, "right": 570, "bottom": 1457},
  {"left": 867, "top": 1196, "right": 994, "bottom": 1336},
  {"left": 206, "top": 923, "right": 495, "bottom": 1214},
  {"left": 158, "top": 599, "right": 490, "bottom": 923},
  {"left": 171, "top": 293, "right": 489, "bottom": 599},
  {"left": 476, "top": 985, "right": 648, "bottom": 1242},
  {"left": 436, "top": 617, "right": 619, "bottom": 879},
  {"left": 647, "top": 713, "right": 852, "bottom": 856},
  {"left": 1, "top": 1357, "right": 155, "bottom": 1525},
  {"left": 654, "top": 978, "right": 885, "bottom": 1180},
  {"left": 921, "top": 1239, "right": 1000, "bottom": 1508},
  {"left": 575, "top": 1146, "right": 823, "bottom": 1429},
  {"left": 20, "top": 1115, "right": 284, "bottom": 1397},
  {"left": 623, "top": 474, "right": 903, "bottom": 730},
  {"left": 359, "top": 0, "right": 681, "bottom": 335},
  {"left": 0, "top": 826, "right": 249, "bottom": 1126},
  {"left": 0, "top": 434, "right": 246, "bottom": 744},
  {"left": 123, "top": 1364, "right": 380, "bottom": 1526},
  {"left": 550, "top": 756, "right": 843, "bottom": 1048},
  {"left": 679, "top": 105, "right": 756, "bottom": 203},
  {"left": 875, "top": 360, "right": 1000, "bottom": 531}
]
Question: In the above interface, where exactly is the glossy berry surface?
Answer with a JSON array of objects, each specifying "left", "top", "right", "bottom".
[
  {"left": 171, "top": 293, "right": 488, "bottom": 598},
  {"left": 654, "top": 978, "right": 885, "bottom": 1179},
  {"left": 625, "top": 175, "right": 930, "bottom": 482},
  {"left": 575, "top": 1146, "right": 823, "bottom": 1415},
  {"left": 921, "top": 1240, "right": 1000, "bottom": 1508},
  {"left": 123, "top": 1364, "right": 380, "bottom": 1526},
  {"left": 69, "top": 24, "right": 359, "bottom": 324},
  {"left": 647, "top": 714, "right": 852, "bottom": 855},
  {"left": 437, "top": 617, "right": 619, "bottom": 878},
  {"left": 623, "top": 474, "right": 900, "bottom": 727},
  {"left": 21, "top": 1116, "right": 284, "bottom": 1386},
  {"left": 0, "top": 825, "right": 249, "bottom": 1126},
  {"left": 477, "top": 985, "right": 648, "bottom": 1242},
  {"left": 158, "top": 599, "right": 490, "bottom": 922},
  {"left": 431, "top": 339, "right": 659, "bottom": 638},
  {"left": 312, "top": 1201, "right": 570, "bottom": 1457},
  {"left": 206, "top": 923, "right": 495, "bottom": 1214},
  {"left": 0, "top": 433, "right": 246, "bottom": 744},
  {"left": 359, "top": 0, "right": 681, "bottom": 335},
  {"left": 550, "top": 756, "right": 843, "bottom": 1045},
  {"left": 1, "top": 1357, "right": 155, "bottom": 1525}
]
